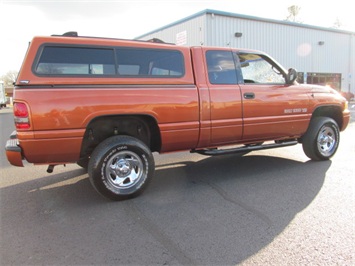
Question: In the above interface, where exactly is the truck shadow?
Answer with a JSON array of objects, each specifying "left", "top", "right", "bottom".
[
  {"left": 0, "top": 154, "right": 330, "bottom": 265},
  {"left": 137, "top": 154, "right": 331, "bottom": 264}
]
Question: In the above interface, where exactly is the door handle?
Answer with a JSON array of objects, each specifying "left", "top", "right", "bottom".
[{"left": 244, "top": 92, "right": 255, "bottom": 99}]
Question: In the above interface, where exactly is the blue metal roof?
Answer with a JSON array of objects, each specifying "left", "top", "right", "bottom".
[{"left": 135, "top": 9, "right": 355, "bottom": 39}]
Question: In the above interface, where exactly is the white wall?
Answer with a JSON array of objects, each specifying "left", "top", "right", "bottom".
[{"left": 137, "top": 10, "right": 355, "bottom": 93}]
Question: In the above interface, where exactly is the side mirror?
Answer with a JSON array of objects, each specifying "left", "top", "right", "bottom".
[{"left": 286, "top": 68, "right": 298, "bottom": 84}]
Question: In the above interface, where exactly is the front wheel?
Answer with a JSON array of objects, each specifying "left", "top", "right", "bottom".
[
  {"left": 88, "top": 135, "right": 154, "bottom": 200},
  {"left": 302, "top": 117, "right": 340, "bottom": 161}
]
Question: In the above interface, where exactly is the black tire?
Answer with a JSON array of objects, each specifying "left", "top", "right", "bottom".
[
  {"left": 302, "top": 117, "right": 340, "bottom": 161},
  {"left": 88, "top": 135, "right": 155, "bottom": 200}
]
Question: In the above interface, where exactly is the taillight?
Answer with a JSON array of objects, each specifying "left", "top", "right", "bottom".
[{"left": 13, "top": 102, "right": 30, "bottom": 130}]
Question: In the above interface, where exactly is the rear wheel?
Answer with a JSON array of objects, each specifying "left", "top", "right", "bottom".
[
  {"left": 302, "top": 117, "right": 340, "bottom": 161},
  {"left": 88, "top": 135, "right": 154, "bottom": 200}
]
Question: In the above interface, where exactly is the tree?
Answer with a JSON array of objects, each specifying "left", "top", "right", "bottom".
[
  {"left": 286, "top": 5, "right": 301, "bottom": 22},
  {"left": 1, "top": 70, "right": 18, "bottom": 87}
]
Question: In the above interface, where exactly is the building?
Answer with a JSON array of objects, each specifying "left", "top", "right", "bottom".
[{"left": 136, "top": 9, "right": 355, "bottom": 94}]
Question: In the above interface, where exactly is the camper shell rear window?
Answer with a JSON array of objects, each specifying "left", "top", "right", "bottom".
[{"left": 34, "top": 45, "right": 185, "bottom": 78}]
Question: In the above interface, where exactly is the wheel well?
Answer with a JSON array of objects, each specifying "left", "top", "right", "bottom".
[
  {"left": 311, "top": 105, "right": 343, "bottom": 129},
  {"left": 79, "top": 115, "right": 161, "bottom": 159}
]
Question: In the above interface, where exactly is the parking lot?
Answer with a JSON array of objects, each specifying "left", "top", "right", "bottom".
[{"left": 1, "top": 105, "right": 354, "bottom": 265}]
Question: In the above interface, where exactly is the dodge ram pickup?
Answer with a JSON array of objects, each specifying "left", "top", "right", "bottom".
[{"left": 5, "top": 32, "right": 350, "bottom": 200}]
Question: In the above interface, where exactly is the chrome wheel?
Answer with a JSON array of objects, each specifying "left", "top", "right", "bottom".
[
  {"left": 105, "top": 151, "right": 143, "bottom": 189},
  {"left": 88, "top": 135, "right": 154, "bottom": 200},
  {"left": 302, "top": 117, "right": 340, "bottom": 161},
  {"left": 317, "top": 125, "right": 337, "bottom": 157}
]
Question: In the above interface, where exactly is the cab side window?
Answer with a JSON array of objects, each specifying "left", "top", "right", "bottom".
[
  {"left": 206, "top": 50, "right": 238, "bottom": 84},
  {"left": 237, "top": 53, "right": 285, "bottom": 84}
]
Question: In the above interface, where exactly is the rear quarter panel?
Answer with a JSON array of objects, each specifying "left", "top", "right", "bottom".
[{"left": 14, "top": 85, "right": 200, "bottom": 163}]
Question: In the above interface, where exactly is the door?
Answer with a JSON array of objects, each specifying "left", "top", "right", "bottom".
[
  {"left": 205, "top": 49, "right": 243, "bottom": 145},
  {"left": 236, "top": 52, "right": 311, "bottom": 141}
]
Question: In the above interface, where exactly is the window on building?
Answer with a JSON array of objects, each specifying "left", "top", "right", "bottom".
[
  {"left": 35, "top": 46, "right": 116, "bottom": 75},
  {"left": 297, "top": 72, "right": 304, "bottom": 83},
  {"left": 307, "top": 73, "right": 341, "bottom": 90},
  {"left": 237, "top": 53, "right": 285, "bottom": 84},
  {"left": 206, "top": 50, "right": 238, "bottom": 84}
]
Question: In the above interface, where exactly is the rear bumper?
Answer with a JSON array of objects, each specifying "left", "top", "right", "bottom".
[{"left": 5, "top": 131, "right": 24, "bottom": 167}]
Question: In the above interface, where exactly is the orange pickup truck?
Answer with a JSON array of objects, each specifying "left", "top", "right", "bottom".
[{"left": 5, "top": 32, "right": 350, "bottom": 200}]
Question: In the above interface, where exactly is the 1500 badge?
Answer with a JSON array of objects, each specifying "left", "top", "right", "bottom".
[{"left": 284, "top": 108, "right": 308, "bottom": 114}]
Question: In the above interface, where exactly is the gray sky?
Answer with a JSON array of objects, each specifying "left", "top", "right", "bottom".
[{"left": 0, "top": 0, "right": 354, "bottom": 75}]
